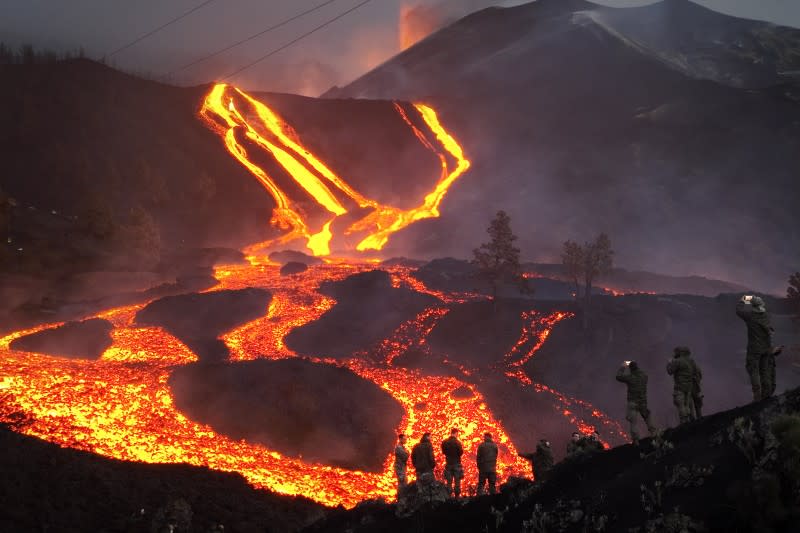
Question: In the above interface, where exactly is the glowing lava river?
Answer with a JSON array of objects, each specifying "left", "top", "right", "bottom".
[{"left": 0, "top": 85, "right": 625, "bottom": 508}]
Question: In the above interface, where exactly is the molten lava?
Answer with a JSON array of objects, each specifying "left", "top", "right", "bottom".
[
  {"left": 199, "top": 84, "right": 470, "bottom": 257},
  {"left": 0, "top": 85, "right": 624, "bottom": 508}
]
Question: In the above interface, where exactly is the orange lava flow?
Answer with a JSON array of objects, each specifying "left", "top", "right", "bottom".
[
  {"left": 498, "top": 311, "right": 628, "bottom": 445},
  {"left": 0, "top": 262, "right": 537, "bottom": 507},
  {"left": 199, "top": 84, "right": 470, "bottom": 257}
]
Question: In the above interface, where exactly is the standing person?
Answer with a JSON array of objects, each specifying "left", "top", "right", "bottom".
[
  {"left": 616, "top": 360, "right": 657, "bottom": 444},
  {"left": 519, "top": 439, "right": 553, "bottom": 480},
  {"left": 736, "top": 295, "right": 784, "bottom": 401},
  {"left": 566, "top": 431, "right": 583, "bottom": 456},
  {"left": 441, "top": 428, "right": 464, "bottom": 498},
  {"left": 411, "top": 432, "right": 436, "bottom": 482},
  {"left": 394, "top": 434, "right": 410, "bottom": 495},
  {"left": 533, "top": 439, "right": 554, "bottom": 480},
  {"left": 666, "top": 346, "right": 698, "bottom": 424},
  {"left": 476, "top": 432, "right": 498, "bottom": 495}
]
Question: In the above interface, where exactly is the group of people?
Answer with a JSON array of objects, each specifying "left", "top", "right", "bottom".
[
  {"left": 393, "top": 295, "right": 786, "bottom": 497},
  {"left": 394, "top": 429, "right": 499, "bottom": 498},
  {"left": 617, "top": 295, "right": 784, "bottom": 442}
]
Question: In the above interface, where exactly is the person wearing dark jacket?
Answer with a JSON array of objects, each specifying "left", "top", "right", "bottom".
[
  {"left": 520, "top": 438, "right": 554, "bottom": 481},
  {"left": 441, "top": 428, "right": 464, "bottom": 497},
  {"left": 476, "top": 432, "right": 499, "bottom": 495},
  {"left": 616, "top": 360, "right": 657, "bottom": 443},
  {"left": 394, "top": 434, "right": 409, "bottom": 495},
  {"left": 411, "top": 432, "right": 436, "bottom": 481},
  {"left": 566, "top": 431, "right": 583, "bottom": 457},
  {"left": 737, "top": 296, "right": 784, "bottom": 401}
]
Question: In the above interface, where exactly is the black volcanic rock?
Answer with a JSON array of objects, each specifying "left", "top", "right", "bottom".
[
  {"left": 9, "top": 318, "right": 113, "bottom": 359},
  {"left": 0, "top": 425, "right": 324, "bottom": 533},
  {"left": 285, "top": 270, "right": 439, "bottom": 358},
  {"left": 135, "top": 289, "right": 271, "bottom": 362},
  {"left": 168, "top": 358, "right": 404, "bottom": 472},
  {"left": 280, "top": 261, "right": 309, "bottom": 276},
  {"left": 268, "top": 250, "right": 323, "bottom": 266},
  {"left": 426, "top": 299, "right": 532, "bottom": 368},
  {"left": 380, "top": 257, "right": 427, "bottom": 268},
  {"left": 327, "top": 0, "right": 800, "bottom": 294},
  {"left": 306, "top": 387, "right": 800, "bottom": 533}
]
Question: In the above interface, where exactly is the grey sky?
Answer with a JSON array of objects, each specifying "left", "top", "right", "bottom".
[{"left": 1, "top": 0, "right": 799, "bottom": 95}]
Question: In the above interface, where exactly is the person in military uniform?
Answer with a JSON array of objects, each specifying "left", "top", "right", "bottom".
[
  {"left": 566, "top": 431, "right": 583, "bottom": 457},
  {"left": 476, "top": 432, "right": 499, "bottom": 495},
  {"left": 519, "top": 438, "right": 554, "bottom": 481},
  {"left": 441, "top": 427, "right": 464, "bottom": 498},
  {"left": 411, "top": 432, "right": 436, "bottom": 482},
  {"left": 394, "top": 433, "right": 410, "bottom": 495},
  {"left": 736, "top": 295, "right": 784, "bottom": 401},
  {"left": 666, "top": 346, "right": 700, "bottom": 424},
  {"left": 616, "top": 360, "right": 656, "bottom": 443}
]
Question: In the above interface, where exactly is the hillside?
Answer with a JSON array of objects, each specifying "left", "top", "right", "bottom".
[
  {"left": 326, "top": 0, "right": 800, "bottom": 294},
  {"left": 306, "top": 386, "right": 800, "bottom": 533},
  {"left": 0, "top": 423, "right": 325, "bottom": 533}
]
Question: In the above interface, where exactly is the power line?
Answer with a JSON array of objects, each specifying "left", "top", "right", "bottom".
[
  {"left": 222, "top": 0, "right": 372, "bottom": 81},
  {"left": 167, "top": 0, "right": 339, "bottom": 77},
  {"left": 106, "top": 0, "right": 218, "bottom": 59}
]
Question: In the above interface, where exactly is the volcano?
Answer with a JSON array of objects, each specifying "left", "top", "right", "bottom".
[{"left": 326, "top": 0, "right": 800, "bottom": 293}]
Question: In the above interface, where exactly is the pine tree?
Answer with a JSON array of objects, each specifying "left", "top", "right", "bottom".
[{"left": 472, "top": 210, "right": 525, "bottom": 309}]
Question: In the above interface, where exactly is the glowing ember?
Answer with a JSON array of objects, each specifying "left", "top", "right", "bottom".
[
  {"left": 0, "top": 260, "right": 624, "bottom": 506},
  {"left": 0, "top": 86, "right": 624, "bottom": 508},
  {"left": 199, "top": 84, "right": 470, "bottom": 257}
]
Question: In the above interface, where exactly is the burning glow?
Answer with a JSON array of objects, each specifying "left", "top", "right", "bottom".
[
  {"left": 399, "top": 4, "right": 442, "bottom": 50},
  {"left": 0, "top": 261, "right": 626, "bottom": 507},
  {"left": 199, "top": 84, "right": 470, "bottom": 257},
  {"left": 0, "top": 86, "right": 627, "bottom": 508}
]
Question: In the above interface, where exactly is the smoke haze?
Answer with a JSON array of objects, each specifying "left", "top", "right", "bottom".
[{"left": 1, "top": 1, "right": 799, "bottom": 96}]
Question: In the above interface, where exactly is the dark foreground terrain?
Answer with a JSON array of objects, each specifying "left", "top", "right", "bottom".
[
  {"left": 0, "top": 424, "right": 325, "bottom": 533},
  {"left": 307, "top": 387, "right": 800, "bottom": 533}
]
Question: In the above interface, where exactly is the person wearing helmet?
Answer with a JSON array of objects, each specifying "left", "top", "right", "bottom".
[
  {"left": 616, "top": 360, "right": 657, "bottom": 443},
  {"left": 736, "top": 295, "right": 784, "bottom": 400},
  {"left": 666, "top": 346, "right": 701, "bottom": 423}
]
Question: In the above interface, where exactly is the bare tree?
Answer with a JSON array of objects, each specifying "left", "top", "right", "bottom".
[
  {"left": 472, "top": 210, "right": 528, "bottom": 310},
  {"left": 561, "top": 233, "right": 614, "bottom": 328},
  {"left": 561, "top": 240, "right": 584, "bottom": 301}
]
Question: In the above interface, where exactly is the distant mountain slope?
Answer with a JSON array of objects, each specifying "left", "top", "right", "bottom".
[
  {"left": 0, "top": 59, "right": 441, "bottom": 275},
  {"left": 580, "top": 0, "right": 800, "bottom": 90},
  {"left": 326, "top": 0, "right": 800, "bottom": 293}
]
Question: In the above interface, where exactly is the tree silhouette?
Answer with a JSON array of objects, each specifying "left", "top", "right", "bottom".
[
  {"left": 472, "top": 210, "right": 528, "bottom": 309},
  {"left": 561, "top": 233, "right": 614, "bottom": 328}
]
